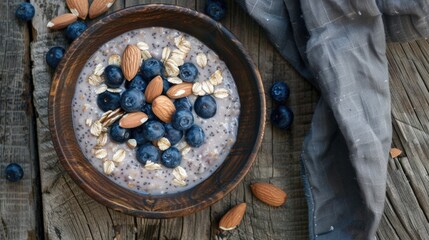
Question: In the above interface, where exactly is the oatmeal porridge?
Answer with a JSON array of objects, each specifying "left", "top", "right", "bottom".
[{"left": 72, "top": 27, "right": 240, "bottom": 194}]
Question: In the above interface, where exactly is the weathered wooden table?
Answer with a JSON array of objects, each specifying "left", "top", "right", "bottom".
[{"left": 1, "top": 0, "right": 429, "bottom": 239}]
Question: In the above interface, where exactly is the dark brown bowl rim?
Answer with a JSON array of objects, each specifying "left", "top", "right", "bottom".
[{"left": 49, "top": 4, "right": 266, "bottom": 218}]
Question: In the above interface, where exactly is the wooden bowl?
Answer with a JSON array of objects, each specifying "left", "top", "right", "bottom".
[{"left": 49, "top": 4, "right": 265, "bottom": 218}]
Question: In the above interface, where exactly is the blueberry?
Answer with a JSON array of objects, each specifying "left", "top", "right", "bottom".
[
  {"left": 140, "top": 58, "right": 164, "bottom": 81},
  {"left": 96, "top": 91, "right": 121, "bottom": 112},
  {"left": 179, "top": 62, "right": 198, "bottom": 82},
  {"left": 125, "top": 74, "right": 147, "bottom": 91},
  {"left": 142, "top": 120, "right": 165, "bottom": 141},
  {"left": 141, "top": 104, "right": 158, "bottom": 120},
  {"left": 104, "top": 65, "right": 125, "bottom": 88},
  {"left": 161, "top": 147, "right": 182, "bottom": 168},
  {"left": 15, "top": 2, "right": 35, "bottom": 21},
  {"left": 65, "top": 21, "right": 87, "bottom": 42},
  {"left": 174, "top": 97, "right": 192, "bottom": 111},
  {"left": 162, "top": 76, "right": 171, "bottom": 95},
  {"left": 130, "top": 125, "right": 148, "bottom": 145},
  {"left": 172, "top": 109, "right": 194, "bottom": 131},
  {"left": 120, "top": 88, "right": 146, "bottom": 112},
  {"left": 109, "top": 121, "right": 131, "bottom": 143},
  {"left": 136, "top": 143, "right": 160, "bottom": 165},
  {"left": 185, "top": 125, "right": 205, "bottom": 147},
  {"left": 46, "top": 46, "right": 65, "bottom": 69},
  {"left": 164, "top": 123, "right": 183, "bottom": 145},
  {"left": 194, "top": 95, "right": 217, "bottom": 119},
  {"left": 205, "top": 0, "right": 226, "bottom": 21},
  {"left": 5, "top": 163, "right": 24, "bottom": 182},
  {"left": 270, "top": 82, "right": 290, "bottom": 102},
  {"left": 271, "top": 105, "right": 294, "bottom": 129}
]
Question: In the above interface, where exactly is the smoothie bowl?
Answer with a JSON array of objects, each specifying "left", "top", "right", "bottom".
[{"left": 49, "top": 4, "right": 265, "bottom": 218}]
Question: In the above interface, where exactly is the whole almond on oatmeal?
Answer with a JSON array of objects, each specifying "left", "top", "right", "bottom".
[
  {"left": 250, "top": 182, "right": 287, "bottom": 207},
  {"left": 119, "top": 112, "right": 148, "bottom": 128},
  {"left": 66, "top": 0, "right": 88, "bottom": 19},
  {"left": 152, "top": 95, "right": 176, "bottom": 123},
  {"left": 47, "top": 13, "right": 78, "bottom": 30},
  {"left": 145, "top": 76, "right": 163, "bottom": 103},
  {"left": 89, "top": 0, "right": 116, "bottom": 19},
  {"left": 219, "top": 203, "right": 246, "bottom": 231},
  {"left": 166, "top": 82, "right": 193, "bottom": 99},
  {"left": 121, "top": 45, "right": 141, "bottom": 81}
]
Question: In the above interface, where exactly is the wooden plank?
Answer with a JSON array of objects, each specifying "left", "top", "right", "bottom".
[
  {"left": 374, "top": 42, "right": 429, "bottom": 239},
  {"left": 30, "top": 0, "right": 138, "bottom": 240},
  {"left": 28, "top": 0, "right": 429, "bottom": 239},
  {"left": 0, "top": 1, "right": 41, "bottom": 239}
]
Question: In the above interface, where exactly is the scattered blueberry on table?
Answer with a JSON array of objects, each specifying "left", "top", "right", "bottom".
[
  {"left": 15, "top": 2, "right": 35, "bottom": 22},
  {"left": 205, "top": 0, "right": 227, "bottom": 21},
  {"left": 269, "top": 81, "right": 294, "bottom": 129},
  {"left": 45, "top": 46, "right": 65, "bottom": 69},
  {"left": 5, "top": 163, "right": 24, "bottom": 182},
  {"left": 161, "top": 147, "right": 182, "bottom": 168},
  {"left": 271, "top": 105, "right": 294, "bottom": 129},
  {"left": 270, "top": 82, "right": 290, "bottom": 102},
  {"left": 66, "top": 21, "right": 87, "bottom": 42}
]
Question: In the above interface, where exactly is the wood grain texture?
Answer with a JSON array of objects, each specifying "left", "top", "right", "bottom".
[
  {"left": 30, "top": 0, "right": 136, "bottom": 239},
  {"left": 26, "top": 1, "right": 429, "bottom": 240},
  {"left": 0, "top": 1, "right": 40, "bottom": 239},
  {"left": 375, "top": 41, "right": 429, "bottom": 240}
]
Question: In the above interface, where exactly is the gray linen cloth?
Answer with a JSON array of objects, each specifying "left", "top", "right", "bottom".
[{"left": 238, "top": 0, "right": 429, "bottom": 239}]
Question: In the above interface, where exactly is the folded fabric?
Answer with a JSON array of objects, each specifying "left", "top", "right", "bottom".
[{"left": 237, "top": 0, "right": 429, "bottom": 239}]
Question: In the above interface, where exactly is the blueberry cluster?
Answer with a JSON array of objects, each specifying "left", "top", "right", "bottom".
[
  {"left": 45, "top": 21, "right": 88, "bottom": 69},
  {"left": 270, "top": 82, "right": 294, "bottom": 129},
  {"left": 97, "top": 58, "right": 218, "bottom": 169}
]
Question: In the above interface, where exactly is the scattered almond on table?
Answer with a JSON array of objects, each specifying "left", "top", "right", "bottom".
[
  {"left": 250, "top": 182, "right": 288, "bottom": 207},
  {"left": 390, "top": 148, "right": 402, "bottom": 158},
  {"left": 219, "top": 203, "right": 247, "bottom": 231}
]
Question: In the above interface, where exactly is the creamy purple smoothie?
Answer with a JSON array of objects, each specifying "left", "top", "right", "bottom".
[{"left": 72, "top": 27, "right": 240, "bottom": 194}]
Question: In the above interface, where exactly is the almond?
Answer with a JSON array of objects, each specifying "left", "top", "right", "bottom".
[
  {"left": 121, "top": 45, "right": 141, "bottom": 81},
  {"left": 47, "top": 13, "right": 78, "bottom": 30},
  {"left": 152, "top": 95, "right": 176, "bottom": 123},
  {"left": 66, "top": 0, "right": 88, "bottom": 19},
  {"left": 145, "top": 76, "right": 163, "bottom": 103},
  {"left": 219, "top": 203, "right": 246, "bottom": 231},
  {"left": 119, "top": 112, "right": 148, "bottom": 128},
  {"left": 250, "top": 182, "right": 287, "bottom": 207},
  {"left": 166, "top": 83, "right": 193, "bottom": 99},
  {"left": 89, "top": 0, "right": 116, "bottom": 19},
  {"left": 390, "top": 148, "right": 402, "bottom": 158}
]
